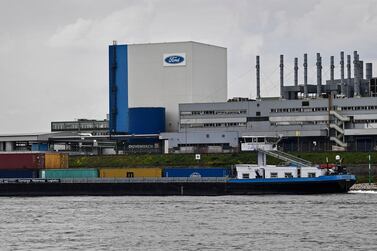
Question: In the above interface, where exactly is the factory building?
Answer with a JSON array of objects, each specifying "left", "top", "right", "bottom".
[
  {"left": 161, "top": 51, "right": 377, "bottom": 153},
  {"left": 51, "top": 119, "right": 109, "bottom": 136},
  {"left": 109, "top": 41, "right": 227, "bottom": 133}
]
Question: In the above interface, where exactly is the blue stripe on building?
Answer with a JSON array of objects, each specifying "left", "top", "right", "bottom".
[{"left": 109, "top": 44, "right": 129, "bottom": 133}]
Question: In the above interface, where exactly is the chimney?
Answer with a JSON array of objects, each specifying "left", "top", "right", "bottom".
[
  {"left": 316, "top": 53, "right": 322, "bottom": 97},
  {"left": 330, "top": 56, "right": 335, "bottom": 82},
  {"left": 340, "top": 52, "right": 345, "bottom": 96},
  {"left": 366, "top": 63, "right": 373, "bottom": 81},
  {"left": 303, "top": 54, "right": 308, "bottom": 98},
  {"left": 280, "top": 55, "right": 284, "bottom": 99},
  {"left": 256, "top": 56, "right": 261, "bottom": 99},
  {"left": 353, "top": 51, "right": 360, "bottom": 97},
  {"left": 294, "top": 57, "right": 298, "bottom": 86},
  {"left": 347, "top": 54, "right": 351, "bottom": 97}
]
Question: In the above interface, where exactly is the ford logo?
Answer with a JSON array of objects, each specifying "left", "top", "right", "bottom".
[{"left": 165, "top": 55, "right": 185, "bottom": 64}]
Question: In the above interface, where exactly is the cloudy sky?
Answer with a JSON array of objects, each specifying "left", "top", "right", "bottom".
[{"left": 1, "top": 0, "right": 377, "bottom": 133}]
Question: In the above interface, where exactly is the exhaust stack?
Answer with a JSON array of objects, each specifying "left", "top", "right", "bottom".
[
  {"left": 340, "top": 52, "right": 345, "bottom": 96},
  {"left": 353, "top": 51, "right": 360, "bottom": 97},
  {"left": 280, "top": 55, "right": 284, "bottom": 99},
  {"left": 330, "top": 56, "right": 335, "bottom": 82},
  {"left": 316, "top": 53, "right": 322, "bottom": 97},
  {"left": 294, "top": 57, "right": 298, "bottom": 86},
  {"left": 256, "top": 56, "right": 261, "bottom": 99},
  {"left": 347, "top": 54, "right": 351, "bottom": 97},
  {"left": 303, "top": 54, "right": 308, "bottom": 98},
  {"left": 366, "top": 63, "right": 373, "bottom": 81}
]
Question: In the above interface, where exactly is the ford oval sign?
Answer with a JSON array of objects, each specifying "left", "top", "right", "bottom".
[
  {"left": 165, "top": 55, "right": 184, "bottom": 64},
  {"left": 163, "top": 53, "right": 186, "bottom": 66}
]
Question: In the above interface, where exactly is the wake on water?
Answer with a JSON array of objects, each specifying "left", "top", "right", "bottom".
[{"left": 349, "top": 190, "right": 377, "bottom": 194}]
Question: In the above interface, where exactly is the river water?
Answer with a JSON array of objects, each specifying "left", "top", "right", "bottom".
[{"left": 0, "top": 193, "right": 376, "bottom": 250}]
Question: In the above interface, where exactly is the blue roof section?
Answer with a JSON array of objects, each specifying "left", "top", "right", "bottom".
[{"left": 228, "top": 175, "right": 356, "bottom": 183}]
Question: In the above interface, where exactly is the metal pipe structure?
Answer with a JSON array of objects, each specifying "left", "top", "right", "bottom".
[
  {"left": 280, "top": 55, "right": 284, "bottom": 99},
  {"left": 340, "top": 51, "right": 345, "bottom": 96},
  {"left": 256, "top": 55, "right": 261, "bottom": 99},
  {"left": 303, "top": 53, "right": 308, "bottom": 98},
  {"left": 353, "top": 51, "right": 360, "bottom": 97},
  {"left": 347, "top": 54, "right": 351, "bottom": 97},
  {"left": 294, "top": 57, "right": 298, "bottom": 86},
  {"left": 330, "top": 56, "right": 335, "bottom": 82},
  {"left": 366, "top": 63, "right": 373, "bottom": 81},
  {"left": 360, "top": 60, "right": 364, "bottom": 80},
  {"left": 316, "top": 53, "right": 322, "bottom": 97}
]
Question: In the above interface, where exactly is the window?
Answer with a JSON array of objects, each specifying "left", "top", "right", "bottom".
[
  {"left": 270, "top": 172, "right": 278, "bottom": 178},
  {"left": 284, "top": 172, "right": 293, "bottom": 178},
  {"left": 242, "top": 173, "right": 250, "bottom": 179},
  {"left": 126, "top": 172, "right": 134, "bottom": 178},
  {"left": 256, "top": 111, "right": 261, "bottom": 116},
  {"left": 302, "top": 101, "right": 309, "bottom": 106},
  {"left": 308, "top": 173, "right": 316, "bottom": 178}
]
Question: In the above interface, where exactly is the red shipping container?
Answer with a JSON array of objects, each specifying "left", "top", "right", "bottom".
[{"left": 0, "top": 153, "right": 45, "bottom": 169}]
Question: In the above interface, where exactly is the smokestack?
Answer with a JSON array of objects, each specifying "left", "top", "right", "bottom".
[
  {"left": 347, "top": 54, "right": 351, "bottom": 97},
  {"left": 340, "top": 52, "right": 345, "bottom": 96},
  {"left": 294, "top": 57, "right": 298, "bottom": 86},
  {"left": 330, "top": 56, "right": 335, "bottom": 82},
  {"left": 353, "top": 51, "right": 360, "bottom": 97},
  {"left": 316, "top": 53, "right": 322, "bottom": 97},
  {"left": 366, "top": 63, "right": 373, "bottom": 81},
  {"left": 280, "top": 55, "right": 284, "bottom": 99},
  {"left": 303, "top": 54, "right": 308, "bottom": 98},
  {"left": 256, "top": 55, "right": 261, "bottom": 99}
]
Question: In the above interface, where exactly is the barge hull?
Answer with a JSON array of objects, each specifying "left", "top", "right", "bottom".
[{"left": 0, "top": 175, "right": 356, "bottom": 196}]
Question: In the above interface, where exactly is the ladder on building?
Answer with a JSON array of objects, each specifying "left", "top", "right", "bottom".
[{"left": 258, "top": 148, "right": 313, "bottom": 167}]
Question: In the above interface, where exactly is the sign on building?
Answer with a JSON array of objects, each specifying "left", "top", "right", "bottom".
[{"left": 163, "top": 53, "right": 186, "bottom": 66}]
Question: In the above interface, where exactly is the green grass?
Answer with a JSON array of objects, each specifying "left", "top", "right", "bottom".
[
  {"left": 355, "top": 175, "right": 377, "bottom": 184},
  {"left": 69, "top": 151, "right": 377, "bottom": 168}
]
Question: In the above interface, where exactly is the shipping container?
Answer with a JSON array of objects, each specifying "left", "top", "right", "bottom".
[
  {"left": 163, "top": 167, "right": 230, "bottom": 178},
  {"left": 0, "top": 169, "right": 39, "bottom": 178},
  {"left": 0, "top": 153, "right": 45, "bottom": 169},
  {"left": 40, "top": 168, "right": 98, "bottom": 179},
  {"left": 44, "top": 153, "right": 68, "bottom": 169},
  {"left": 99, "top": 168, "right": 162, "bottom": 178}
]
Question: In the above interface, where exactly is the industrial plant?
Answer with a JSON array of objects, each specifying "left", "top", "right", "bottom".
[{"left": 1, "top": 41, "right": 377, "bottom": 154}]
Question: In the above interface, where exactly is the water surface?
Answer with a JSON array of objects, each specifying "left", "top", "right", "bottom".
[{"left": 1, "top": 194, "right": 376, "bottom": 250}]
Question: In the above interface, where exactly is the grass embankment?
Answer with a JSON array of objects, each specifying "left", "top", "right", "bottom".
[
  {"left": 69, "top": 152, "right": 377, "bottom": 168},
  {"left": 69, "top": 152, "right": 377, "bottom": 183}
]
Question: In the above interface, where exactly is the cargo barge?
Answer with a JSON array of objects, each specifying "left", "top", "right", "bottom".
[
  {"left": 0, "top": 175, "right": 355, "bottom": 196},
  {"left": 0, "top": 145, "right": 356, "bottom": 196}
]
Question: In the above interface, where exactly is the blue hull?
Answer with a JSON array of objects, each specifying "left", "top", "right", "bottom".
[{"left": 0, "top": 175, "right": 356, "bottom": 196}]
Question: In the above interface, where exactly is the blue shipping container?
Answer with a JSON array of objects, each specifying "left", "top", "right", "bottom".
[
  {"left": 163, "top": 167, "right": 230, "bottom": 178},
  {"left": 31, "top": 143, "right": 48, "bottom": 151},
  {"left": 0, "top": 169, "right": 39, "bottom": 178}
]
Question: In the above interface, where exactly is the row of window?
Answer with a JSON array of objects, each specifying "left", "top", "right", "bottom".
[
  {"left": 354, "top": 120, "right": 377, "bottom": 124},
  {"left": 242, "top": 172, "right": 316, "bottom": 179},
  {"left": 182, "top": 122, "right": 247, "bottom": 128},
  {"left": 271, "top": 107, "right": 328, "bottom": 113},
  {"left": 52, "top": 122, "right": 108, "bottom": 130},
  {"left": 271, "top": 121, "right": 328, "bottom": 126},
  {"left": 181, "top": 110, "right": 247, "bottom": 116},
  {"left": 340, "top": 106, "right": 377, "bottom": 111}
]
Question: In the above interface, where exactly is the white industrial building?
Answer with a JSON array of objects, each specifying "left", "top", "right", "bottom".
[{"left": 126, "top": 41, "right": 227, "bottom": 132}]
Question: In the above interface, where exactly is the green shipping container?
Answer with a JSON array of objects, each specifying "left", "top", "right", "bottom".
[{"left": 40, "top": 168, "right": 98, "bottom": 179}]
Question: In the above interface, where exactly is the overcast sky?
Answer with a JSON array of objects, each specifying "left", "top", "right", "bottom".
[{"left": 1, "top": 0, "right": 377, "bottom": 133}]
